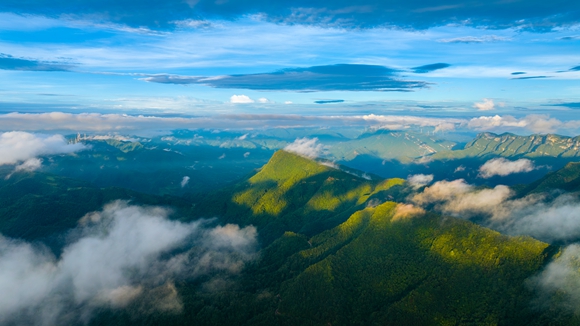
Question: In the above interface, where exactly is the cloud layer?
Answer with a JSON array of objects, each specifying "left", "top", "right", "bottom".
[
  {"left": 0, "top": 201, "right": 257, "bottom": 325},
  {"left": 143, "top": 64, "right": 429, "bottom": 92}
]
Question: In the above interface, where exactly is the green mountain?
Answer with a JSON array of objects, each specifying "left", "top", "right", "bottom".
[
  {"left": 194, "top": 150, "right": 407, "bottom": 243},
  {"left": 276, "top": 202, "right": 553, "bottom": 325},
  {"left": 434, "top": 132, "right": 580, "bottom": 159},
  {"left": 518, "top": 161, "right": 580, "bottom": 195}
]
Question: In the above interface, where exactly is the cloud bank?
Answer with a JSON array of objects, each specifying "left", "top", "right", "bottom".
[
  {"left": 0, "top": 201, "right": 258, "bottom": 325},
  {"left": 2, "top": 112, "right": 580, "bottom": 136},
  {"left": 479, "top": 158, "right": 536, "bottom": 178}
]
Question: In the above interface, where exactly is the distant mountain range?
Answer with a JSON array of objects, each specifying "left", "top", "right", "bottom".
[{"left": 434, "top": 132, "right": 580, "bottom": 159}]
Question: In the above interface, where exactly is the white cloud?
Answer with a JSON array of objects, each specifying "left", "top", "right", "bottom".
[
  {"left": 284, "top": 137, "right": 326, "bottom": 159},
  {"left": 14, "top": 158, "right": 43, "bottom": 172},
  {"left": 180, "top": 176, "right": 190, "bottom": 188},
  {"left": 0, "top": 132, "right": 85, "bottom": 165},
  {"left": 284, "top": 101, "right": 293, "bottom": 104},
  {"left": 479, "top": 158, "right": 535, "bottom": 178},
  {"left": 218, "top": 153, "right": 226, "bottom": 159},
  {"left": 467, "top": 114, "right": 564, "bottom": 134},
  {"left": 230, "top": 95, "right": 254, "bottom": 104},
  {"left": 0, "top": 201, "right": 257, "bottom": 325},
  {"left": 236, "top": 133, "right": 248, "bottom": 140},
  {"left": 243, "top": 152, "right": 250, "bottom": 158},
  {"left": 473, "top": 98, "right": 495, "bottom": 111},
  {"left": 257, "top": 97, "right": 271, "bottom": 103},
  {"left": 407, "top": 174, "right": 434, "bottom": 188}
]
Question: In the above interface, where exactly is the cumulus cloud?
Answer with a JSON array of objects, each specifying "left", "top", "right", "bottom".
[
  {"left": 0, "top": 131, "right": 85, "bottom": 166},
  {"left": 284, "top": 137, "right": 327, "bottom": 159},
  {"left": 407, "top": 174, "right": 434, "bottom": 188},
  {"left": 474, "top": 98, "right": 495, "bottom": 111},
  {"left": 180, "top": 176, "right": 190, "bottom": 188},
  {"left": 230, "top": 95, "right": 254, "bottom": 103},
  {"left": 257, "top": 97, "right": 271, "bottom": 103},
  {"left": 0, "top": 201, "right": 258, "bottom": 325},
  {"left": 479, "top": 158, "right": 535, "bottom": 178}
]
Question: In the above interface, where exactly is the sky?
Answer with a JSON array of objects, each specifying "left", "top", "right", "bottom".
[{"left": 0, "top": 1, "right": 579, "bottom": 135}]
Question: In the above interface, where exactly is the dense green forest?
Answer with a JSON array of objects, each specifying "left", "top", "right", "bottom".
[{"left": 3, "top": 149, "right": 580, "bottom": 325}]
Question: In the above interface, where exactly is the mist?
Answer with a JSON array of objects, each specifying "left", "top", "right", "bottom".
[{"left": 0, "top": 201, "right": 258, "bottom": 326}]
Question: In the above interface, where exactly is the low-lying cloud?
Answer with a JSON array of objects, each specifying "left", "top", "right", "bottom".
[
  {"left": 0, "top": 131, "right": 86, "bottom": 166},
  {"left": 0, "top": 201, "right": 258, "bottom": 325},
  {"left": 530, "top": 244, "right": 580, "bottom": 314},
  {"left": 411, "top": 179, "right": 580, "bottom": 243},
  {"left": 407, "top": 174, "right": 434, "bottom": 188},
  {"left": 479, "top": 158, "right": 536, "bottom": 178},
  {"left": 284, "top": 137, "right": 327, "bottom": 159}
]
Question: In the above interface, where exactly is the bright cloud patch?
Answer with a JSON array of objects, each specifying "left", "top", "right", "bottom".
[
  {"left": 229, "top": 95, "right": 254, "bottom": 103},
  {"left": 0, "top": 201, "right": 257, "bottom": 325},
  {"left": 0, "top": 131, "right": 85, "bottom": 165},
  {"left": 474, "top": 98, "right": 495, "bottom": 111},
  {"left": 479, "top": 158, "right": 535, "bottom": 178},
  {"left": 407, "top": 174, "right": 434, "bottom": 187},
  {"left": 284, "top": 137, "right": 326, "bottom": 159},
  {"left": 180, "top": 176, "right": 190, "bottom": 188}
]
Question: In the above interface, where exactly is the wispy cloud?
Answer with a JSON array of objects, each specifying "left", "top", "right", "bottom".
[
  {"left": 1, "top": 0, "right": 578, "bottom": 31},
  {"left": 411, "top": 63, "right": 451, "bottom": 73},
  {"left": 438, "top": 35, "right": 511, "bottom": 43},
  {"left": 0, "top": 53, "right": 74, "bottom": 72}
]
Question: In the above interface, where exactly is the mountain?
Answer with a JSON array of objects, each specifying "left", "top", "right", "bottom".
[
  {"left": 434, "top": 132, "right": 580, "bottom": 159},
  {"left": 327, "top": 129, "right": 456, "bottom": 161},
  {"left": 193, "top": 150, "right": 407, "bottom": 243},
  {"left": 518, "top": 161, "right": 580, "bottom": 195}
]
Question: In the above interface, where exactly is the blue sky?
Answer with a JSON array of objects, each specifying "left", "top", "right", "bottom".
[{"left": 0, "top": 1, "right": 579, "bottom": 134}]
